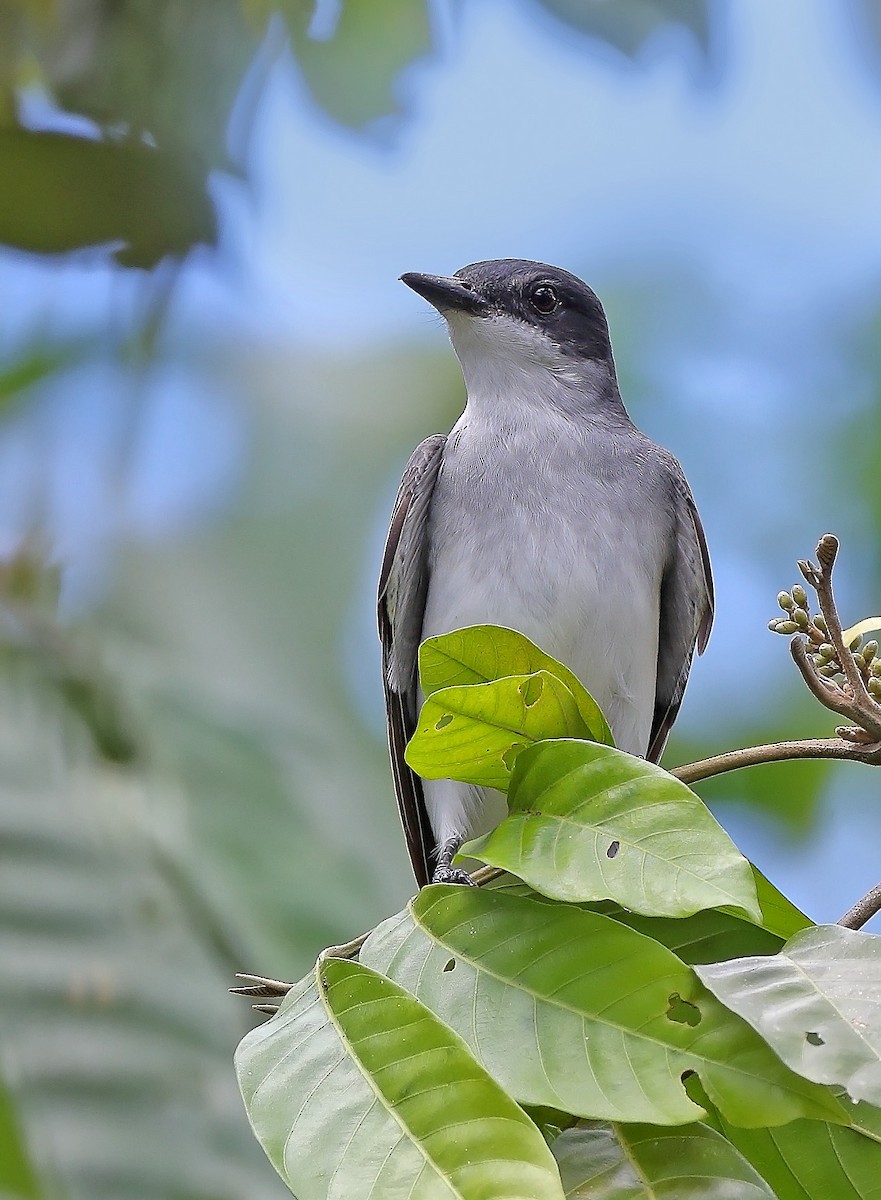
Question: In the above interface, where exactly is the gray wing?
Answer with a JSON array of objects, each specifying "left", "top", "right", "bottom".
[
  {"left": 646, "top": 468, "right": 714, "bottom": 764},
  {"left": 377, "top": 434, "right": 446, "bottom": 886}
]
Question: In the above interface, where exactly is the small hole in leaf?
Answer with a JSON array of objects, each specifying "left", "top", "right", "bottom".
[
  {"left": 806, "top": 1031, "right": 824, "bottom": 1046},
  {"left": 606, "top": 840, "right": 620, "bottom": 859},
  {"left": 502, "top": 743, "right": 525, "bottom": 772},
  {"left": 435, "top": 714, "right": 453, "bottom": 731},
  {"left": 443, "top": 958, "right": 456, "bottom": 973},
  {"left": 666, "top": 993, "right": 701, "bottom": 1027},
  {"left": 519, "top": 676, "right": 544, "bottom": 707}
]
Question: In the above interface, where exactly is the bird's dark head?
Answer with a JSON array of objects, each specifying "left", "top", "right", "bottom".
[{"left": 400, "top": 259, "right": 613, "bottom": 367}]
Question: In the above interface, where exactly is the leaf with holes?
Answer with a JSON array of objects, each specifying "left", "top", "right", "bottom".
[
  {"left": 405, "top": 672, "right": 592, "bottom": 790},
  {"left": 360, "top": 886, "right": 844, "bottom": 1128},
  {"left": 696, "top": 924, "right": 881, "bottom": 1106},
  {"left": 236, "top": 957, "right": 563, "bottom": 1199},
  {"left": 463, "top": 740, "right": 761, "bottom": 921},
  {"left": 553, "top": 1119, "right": 776, "bottom": 1199},
  {"left": 419, "top": 625, "right": 614, "bottom": 746}
]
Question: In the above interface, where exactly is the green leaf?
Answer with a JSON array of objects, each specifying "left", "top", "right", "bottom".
[
  {"left": 0, "top": 1074, "right": 40, "bottom": 1199},
  {"left": 464, "top": 740, "right": 761, "bottom": 921},
  {"left": 553, "top": 1119, "right": 776, "bottom": 1199},
  {"left": 361, "top": 886, "right": 844, "bottom": 1128},
  {"left": 419, "top": 625, "right": 614, "bottom": 746},
  {"left": 485, "top": 874, "right": 787, "bottom": 964},
  {"left": 748, "top": 865, "right": 813, "bottom": 938},
  {"left": 696, "top": 925, "right": 881, "bottom": 1106},
  {"left": 284, "top": 0, "right": 432, "bottom": 128},
  {"left": 235, "top": 957, "right": 564, "bottom": 1200},
  {"left": 405, "top": 672, "right": 593, "bottom": 790}
]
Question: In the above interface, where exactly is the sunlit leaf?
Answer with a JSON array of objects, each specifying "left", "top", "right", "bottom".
[
  {"left": 236, "top": 957, "right": 564, "bottom": 1199},
  {"left": 464, "top": 740, "right": 761, "bottom": 921},
  {"left": 697, "top": 925, "right": 881, "bottom": 1106},
  {"left": 405, "top": 672, "right": 593, "bottom": 790},
  {"left": 419, "top": 625, "right": 614, "bottom": 746},
  {"left": 361, "top": 885, "right": 844, "bottom": 1127},
  {"left": 553, "top": 1119, "right": 775, "bottom": 1199}
]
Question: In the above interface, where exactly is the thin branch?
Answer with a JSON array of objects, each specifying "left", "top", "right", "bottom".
[
  {"left": 674, "top": 736, "right": 881, "bottom": 785},
  {"left": 839, "top": 884, "right": 881, "bottom": 930}
]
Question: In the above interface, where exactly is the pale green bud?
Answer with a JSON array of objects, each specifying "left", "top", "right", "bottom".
[
  {"left": 792, "top": 584, "right": 808, "bottom": 608},
  {"left": 777, "top": 591, "right": 794, "bottom": 612}
]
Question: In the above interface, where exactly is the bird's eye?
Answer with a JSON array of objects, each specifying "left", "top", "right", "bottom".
[{"left": 530, "top": 284, "right": 559, "bottom": 314}]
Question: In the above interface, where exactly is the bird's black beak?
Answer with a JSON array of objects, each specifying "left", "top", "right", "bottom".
[{"left": 400, "top": 272, "right": 488, "bottom": 316}]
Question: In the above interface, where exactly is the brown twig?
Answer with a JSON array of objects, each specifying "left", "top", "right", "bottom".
[
  {"left": 674, "top": 736, "right": 881, "bottom": 785},
  {"left": 838, "top": 884, "right": 881, "bottom": 930}
]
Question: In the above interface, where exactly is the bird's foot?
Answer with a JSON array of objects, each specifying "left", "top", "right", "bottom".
[
  {"left": 431, "top": 864, "right": 476, "bottom": 886},
  {"left": 430, "top": 837, "right": 476, "bottom": 886}
]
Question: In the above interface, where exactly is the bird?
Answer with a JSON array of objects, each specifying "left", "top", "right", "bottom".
[{"left": 378, "top": 259, "right": 713, "bottom": 888}]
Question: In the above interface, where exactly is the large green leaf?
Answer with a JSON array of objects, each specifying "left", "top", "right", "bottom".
[
  {"left": 696, "top": 925, "right": 881, "bottom": 1106},
  {"left": 419, "top": 625, "right": 614, "bottom": 746},
  {"left": 464, "top": 741, "right": 761, "bottom": 921},
  {"left": 361, "top": 886, "right": 844, "bottom": 1128},
  {"left": 236, "top": 957, "right": 564, "bottom": 1200},
  {"left": 405, "top": 672, "right": 593, "bottom": 790},
  {"left": 485, "top": 874, "right": 786, "bottom": 963},
  {"left": 720, "top": 1114, "right": 881, "bottom": 1200},
  {"left": 553, "top": 1119, "right": 775, "bottom": 1199}
]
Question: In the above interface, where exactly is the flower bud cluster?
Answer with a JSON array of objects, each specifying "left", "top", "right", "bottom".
[{"left": 769, "top": 587, "right": 881, "bottom": 695}]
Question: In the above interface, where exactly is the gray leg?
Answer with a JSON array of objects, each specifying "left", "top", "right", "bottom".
[{"left": 431, "top": 837, "right": 476, "bottom": 886}]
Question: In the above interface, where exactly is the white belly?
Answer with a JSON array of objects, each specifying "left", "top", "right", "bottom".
[{"left": 419, "top": 426, "right": 664, "bottom": 846}]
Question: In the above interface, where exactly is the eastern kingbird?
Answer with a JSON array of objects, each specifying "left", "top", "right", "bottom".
[{"left": 378, "top": 259, "right": 714, "bottom": 887}]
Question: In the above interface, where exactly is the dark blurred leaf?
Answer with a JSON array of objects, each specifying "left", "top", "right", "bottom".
[
  {"left": 46, "top": 0, "right": 259, "bottom": 171},
  {"left": 533, "top": 0, "right": 711, "bottom": 58},
  {"left": 283, "top": 0, "right": 432, "bottom": 127},
  {"left": 0, "top": 128, "right": 216, "bottom": 266}
]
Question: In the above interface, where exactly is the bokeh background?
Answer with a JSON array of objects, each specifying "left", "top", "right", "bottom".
[{"left": 3, "top": 1, "right": 881, "bottom": 1196}]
